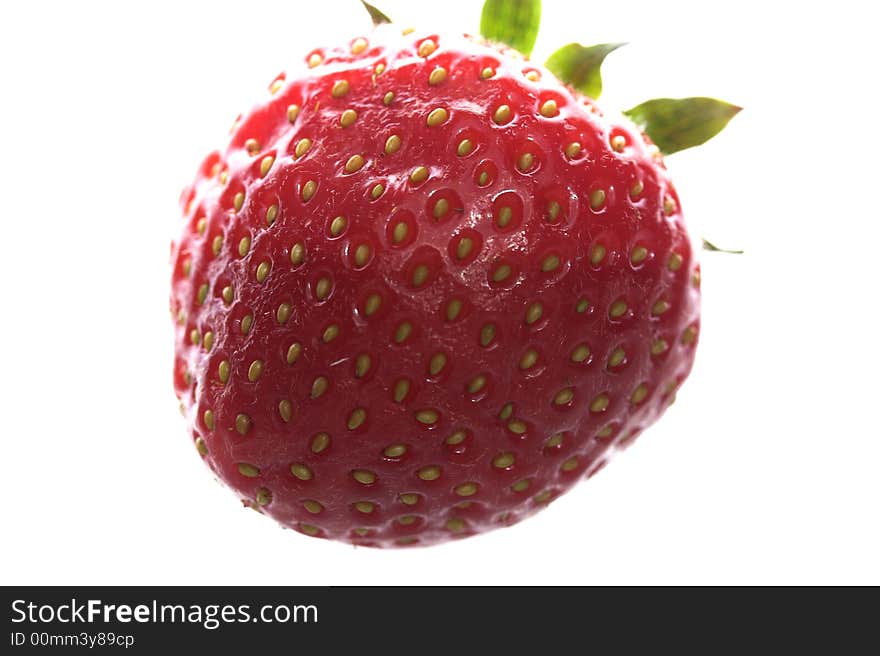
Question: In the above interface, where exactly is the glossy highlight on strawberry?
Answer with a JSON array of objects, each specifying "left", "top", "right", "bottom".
[{"left": 170, "top": 24, "right": 701, "bottom": 547}]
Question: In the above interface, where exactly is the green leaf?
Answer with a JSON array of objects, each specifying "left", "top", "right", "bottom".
[
  {"left": 545, "top": 42, "right": 624, "bottom": 99},
  {"left": 360, "top": 0, "right": 391, "bottom": 26},
  {"left": 624, "top": 97, "right": 742, "bottom": 155},
  {"left": 480, "top": 0, "right": 542, "bottom": 57},
  {"left": 702, "top": 238, "right": 743, "bottom": 254}
]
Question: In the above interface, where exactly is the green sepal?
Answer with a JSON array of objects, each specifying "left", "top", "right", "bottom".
[
  {"left": 624, "top": 97, "right": 742, "bottom": 155},
  {"left": 361, "top": 1, "right": 391, "bottom": 26},
  {"left": 702, "top": 238, "right": 743, "bottom": 254},
  {"left": 545, "top": 42, "right": 625, "bottom": 99},
  {"left": 480, "top": 0, "right": 542, "bottom": 57}
]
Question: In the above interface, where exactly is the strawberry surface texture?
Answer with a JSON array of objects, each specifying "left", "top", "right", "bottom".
[{"left": 171, "top": 25, "right": 700, "bottom": 547}]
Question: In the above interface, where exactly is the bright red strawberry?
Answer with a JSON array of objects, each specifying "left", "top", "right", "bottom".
[{"left": 171, "top": 21, "right": 710, "bottom": 547}]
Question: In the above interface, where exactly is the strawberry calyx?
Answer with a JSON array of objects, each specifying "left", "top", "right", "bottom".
[
  {"left": 545, "top": 42, "right": 626, "bottom": 100},
  {"left": 479, "top": 0, "right": 542, "bottom": 57},
  {"left": 701, "top": 238, "right": 744, "bottom": 255},
  {"left": 624, "top": 97, "right": 743, "bottom": 155},
  {"left": 360, "top": 1, "right": 391, "bottom": 26}
]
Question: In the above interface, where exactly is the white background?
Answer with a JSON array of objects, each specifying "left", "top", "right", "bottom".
[{"left": 1, "top": 0, "right": 877, "bottom": 585}]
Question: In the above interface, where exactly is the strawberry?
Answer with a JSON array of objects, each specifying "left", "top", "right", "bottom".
[{"left": 171, "top": 2, "right": 737, "bottom": 547}]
